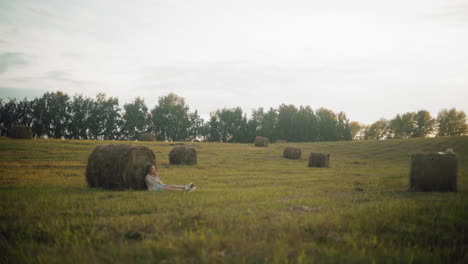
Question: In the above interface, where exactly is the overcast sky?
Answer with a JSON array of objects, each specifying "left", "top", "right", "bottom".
[{"left": 1, "top": 0, "right": 467, "bottom": 124}]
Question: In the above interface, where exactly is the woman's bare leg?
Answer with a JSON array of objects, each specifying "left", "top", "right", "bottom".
[
  {"left": 162, "top": 185, "right": 185, "bottom": 191},
  {"left": 167, "top": 184, "right": 186, "bottom": 188}
]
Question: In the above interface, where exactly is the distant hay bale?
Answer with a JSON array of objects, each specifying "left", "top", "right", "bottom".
[
  {"left": 8, "top": 125, "right": 33, "bottom": 139},
  {"left": 139, "top": 133, "right": 156, "bottom": 142},
  {"left": 86, "top": 144, "right": 156, "bottom": 190},
  {"left": 409, "top": 152, "right": 457, "bottom": 192},
  {"left": 308, "top": 152, "right": 330, "bottom": 168},
  {"left": 283, "top": 146, "right": 301, "bottom": 160},
  {"left": 276, "top": 140, "right": 287, "bottom": 144},
  {"left": 254, "top": 136, "right": 269, "bottom": 147},
  {"left": 169, "top": 146, "right": 197, "bottom": 165}
]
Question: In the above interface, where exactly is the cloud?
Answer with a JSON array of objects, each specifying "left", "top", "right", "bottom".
[
  {"left": 41, "top": 70, "right": 100, "bottom": 87},
  {"left": 60, "top": 52, "right": 82, "bottom": 58},
  {"left": 4, "top": 76, "right": 35, "bottom": 83},
  {"left": 28, "top": 8, "right": 57, "bottom": 18},
  {"left": 140, "top": 61, "right": 363, "bottom": 95},
  {"left": 135, "top": 61, "right": 369, "bottom": 117},
  {"left": 0, "top": 52, "right": 28, "bottom": 74},
  {"left": 45, "top": 70, "right": 69, "bottom": 81},
  {"left": 140, "top": 62, "right": 295, "bottom": 94},
  {"left": 3, "top": 70, "right": 101, "bottom": 93},
  {"left": 0, "top": 87, "right": 45, "bottom": 100},
  {"left": 427, "top": 0, "right": 468, "bottom": 23}
]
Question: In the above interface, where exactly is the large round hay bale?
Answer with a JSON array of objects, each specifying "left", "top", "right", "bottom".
[
  {"left": 8, "top": 125, "right": 33, "bottom": 139},
  {"left": 139, "top": 133, "right": 156, "bottom": 142},
  {"left": 254, "top": 136, "right": 269, "bottom": 147},
  {"left": 409, "top": 152, "right": 457, "bottom": 192},
  {"left": 308, "top": 152, "right": 330, "bottom": 168},
  {"left": 169, "top": 146, "right": 197, "bottom": 165},
  {"left": 86, "top": 144, "right": 156, "bottom": 190},
  {"left": 283, "top": 146, "right": 301, "bottom": 160}
]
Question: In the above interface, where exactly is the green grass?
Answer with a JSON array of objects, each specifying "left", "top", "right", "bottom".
[{"left": 0, "top": 136, "right": 467, "bottom": 263}]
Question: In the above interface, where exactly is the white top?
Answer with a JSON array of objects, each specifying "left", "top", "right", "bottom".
[{"left": 145, "top": 174, "right": 164, "bottom": 190}]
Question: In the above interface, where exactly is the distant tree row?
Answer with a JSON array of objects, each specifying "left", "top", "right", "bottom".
[
  {"left": 350, "top": 109, "right": 467, "bottom": 140},
  {"left": 0, "top": 91, "right": 466, "bottom": 142}
]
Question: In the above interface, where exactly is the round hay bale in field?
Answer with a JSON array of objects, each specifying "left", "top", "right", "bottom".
[
  {"left": 409, "top": 152, "right": 457, "bottom": 192},
  {"left": 8, "top": 125, "right": 33, "bottom": 139},
  {"left": 139, "top": 133, "right": 156, "bottom": 142},
  {"left": 308, "top": 152, "right": 330, "bottom": 168},
  {"left": 86, "top": 144, "right": 156, "bottom": 190},
  {"left": 169, "top": 146, "right": 197, "bottom": 165},
  {"left": 254, "top": 136, "right": 269, "bottom": 147},
  {"left": 283, "top": 146, "right": 301, "bottom": 160}
]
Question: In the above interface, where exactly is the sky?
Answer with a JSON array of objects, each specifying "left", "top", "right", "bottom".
[{"left": 1, "top": 0, "right": 467, "bottom": 124}]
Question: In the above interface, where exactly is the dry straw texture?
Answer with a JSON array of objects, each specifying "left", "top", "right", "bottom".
[
  {"left": 283, "top": 146, "right": 302, "bottom": 160},
  {"left": 8, "top": 125, "right": 33, "bottom": 139},
  {"left": 409, "top": 152, "right": 457, "bottom": 192},
  {"left": 86, "top": 144, "right": 156, "bottom": 190},
  {"left": 254, "top": 136, "right": 269, "bottom": 147},
  {"left": 139, "top": 133, "right": 156, "bottom": 142},
  {"left": 169, "top": 146, "right": 197, "bottom": 165},
  {"left": 308, "top": 152, "right": 330, "bottom": 168}
]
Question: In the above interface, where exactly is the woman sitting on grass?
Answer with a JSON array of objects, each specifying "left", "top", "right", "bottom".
[{"left": 145, "top": 164, "right": 195, "bottom": 192}]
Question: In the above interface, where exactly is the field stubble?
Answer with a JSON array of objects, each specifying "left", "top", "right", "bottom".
[{"left": 0, "top": 136, "right": 467, "bottom": 263}]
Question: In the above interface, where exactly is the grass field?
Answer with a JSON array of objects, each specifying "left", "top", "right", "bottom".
[{"left": 1, "top": 136, "right": 467, "bottom": 263}]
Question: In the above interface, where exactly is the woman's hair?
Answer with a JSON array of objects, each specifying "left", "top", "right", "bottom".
[{"left": 146, "top": 164, "right": 155, "bottom": 174}]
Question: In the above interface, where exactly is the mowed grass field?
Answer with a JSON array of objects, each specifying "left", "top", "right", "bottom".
[{"left": 0, "top": 136, "right": 467, "bottom": 263}]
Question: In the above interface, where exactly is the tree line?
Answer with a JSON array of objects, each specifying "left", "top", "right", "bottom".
[
  {"left": 358, "top": 109, "right": 467, "bottom": 140},
  {"left": 0, "top": 91, "right": 466, "bottom": 142}
]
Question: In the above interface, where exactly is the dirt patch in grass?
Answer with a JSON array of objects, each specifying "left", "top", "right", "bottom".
[{"left": 124, "top": 225, "right": 159, "bottom": 240}]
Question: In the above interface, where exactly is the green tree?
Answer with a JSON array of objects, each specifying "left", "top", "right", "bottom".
[
  {"left": 249, "top": 108, "right": 263, "bottom": 136},
  {"left": 389, "top": 113, "right": 415, "bottom": 139},
  {"left": 15, "top": 98, "right": 34, "bottom": 127},
  {"left": 389, "top": 111, "right": 434, "bottom": 139},
  {"left": 31, "top": 91, "right": 71, "bottom": 139},
  {"left": 206, "top": 107, "right": 248, "bottom": 143},
  {"left": 349, "top": 121, "right": 362, "bottom": 140},
  {"left": 413, "top": 110, "right": 434, "bottom": 137},
  {"left": 188, "top": 110, "right": 204, "bottom": 141},
  {"left": 316, "top": 107, "right": 338, "bottom": 141},
  {"left": 121, "top": 97, "right": 149, "bottom": 141},
  {"left": 0, "top": 98, "right": 18, "bottom": 136},
  {"left": 337, "top": 111, "right": 352, "bottom": 141},
  {"left": 150, "top": 93, "right": 191, "bottom": 141},
  {"left": 295, "top": 106, "right": 318, "bottom": 142},
  {"left": 89, "top": 93, "right": 121, "bottom": 140},
  {"left": 206, "top": 115, "right": 220, "bottom": 142},
  {"left": 31, "top": 97, "right": 47, "bottom": 138},
  {"left": 251, "top": 107, "right": 279, "bottom": 141},
  {"left": 437, "top": 108, "right": 467, "bottom": 136},
  {"left": 277, "top": 104, "right": 299, "bottom": 141},
  {"left": 68, "top": 95, "right": 94, "bottom": 139},
  {"left": 0, "top": 97, "right": 35, "bottom": 136},
  {"left": 364, "top": 118, "right": 389, "bottom": 140}
]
